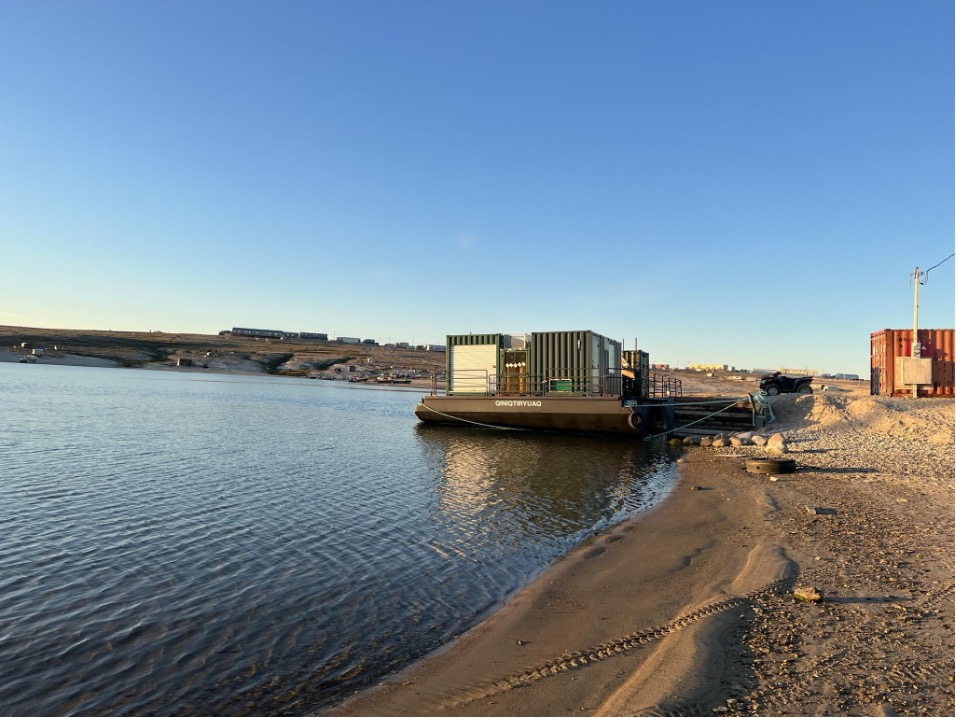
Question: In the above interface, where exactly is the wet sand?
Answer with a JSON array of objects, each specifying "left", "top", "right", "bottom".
[{"left": 329, "top": 386, "right": 954, "bottom": 716}]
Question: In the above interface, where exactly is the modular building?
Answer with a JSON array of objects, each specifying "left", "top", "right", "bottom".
[
  {"left": 445, "top": 330, "right": 622, "bottom": 397},
  {"left": 870, "top": 328, "right": 954, "bottom": 397}
]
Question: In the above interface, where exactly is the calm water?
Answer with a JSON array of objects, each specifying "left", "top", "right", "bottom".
[{"left": 0, "top": 363, "right": 677, "bottom": 716}]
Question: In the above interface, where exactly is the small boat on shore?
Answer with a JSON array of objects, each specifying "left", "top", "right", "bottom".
[{"left": 376, "top": 375, "right": 412, "bottom": 384}]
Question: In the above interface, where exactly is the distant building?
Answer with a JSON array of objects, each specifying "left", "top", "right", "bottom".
[
  {"left": 688, "top": 363, "right": 731, "bottom": 372},
  {"left": 232, "top": 327, "right": 286, "bottom": 339},
  {"left": 337, "top": 337, "right": 361, "bottom": 344}
]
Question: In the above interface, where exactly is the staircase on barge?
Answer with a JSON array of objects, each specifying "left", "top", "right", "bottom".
[{"left": 665, "top": 395, "right": 766, "bottom": 438}]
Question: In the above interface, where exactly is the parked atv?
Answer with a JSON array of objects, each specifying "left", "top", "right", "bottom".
[{"left": 758, "top": 371, "right": 813, "bottom": 396}]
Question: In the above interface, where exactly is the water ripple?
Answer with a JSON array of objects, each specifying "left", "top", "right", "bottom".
[{"left": 0, "top": 364, "right": 677, "bottom": 715}]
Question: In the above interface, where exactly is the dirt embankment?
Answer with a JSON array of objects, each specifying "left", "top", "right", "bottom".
[{"left": 0, "top": 325, "right": 446, "bottom": 381}]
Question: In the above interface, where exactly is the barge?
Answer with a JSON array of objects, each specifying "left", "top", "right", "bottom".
[{"left": 414, "top": 330, "right": 682, "bottom": 437}]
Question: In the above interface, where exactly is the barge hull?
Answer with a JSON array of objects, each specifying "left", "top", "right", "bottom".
[{"left": 415, "top": 395, "right": 648, "bottom": 436}]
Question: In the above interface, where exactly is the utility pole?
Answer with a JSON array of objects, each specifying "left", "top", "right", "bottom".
[
  {"left": 909, "top": 253, "right": 955, "bottom": 399},
  {"left": 912, "top": 267, "right": 921, "bottom": 358},
  {"left": 912, "top": 267, "right": 921, "bottom": 398}
]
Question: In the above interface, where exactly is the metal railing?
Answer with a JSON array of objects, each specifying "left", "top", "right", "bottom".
[
  {"left": 429, "top": 369, "right": 683, "bottom": 399},
  {"left": 649, "top": 373, "right": 682, "bottom": 398}
]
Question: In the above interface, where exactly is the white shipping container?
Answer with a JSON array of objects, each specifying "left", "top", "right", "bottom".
[{"left": 448, "top": 344, "right": 497, "bottom": 394}]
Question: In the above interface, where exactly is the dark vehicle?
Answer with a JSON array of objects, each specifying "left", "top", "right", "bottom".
[{"left": 759, "top": 371, "right": 813, "bottom": 396}]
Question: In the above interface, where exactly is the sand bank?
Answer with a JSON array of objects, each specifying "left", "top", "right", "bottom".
[
  {"left": 0, "top": 349, "right": 122, "bottom": 368},
  {"left": 330, "top": 386, "right": 954, "bottom": 716}
]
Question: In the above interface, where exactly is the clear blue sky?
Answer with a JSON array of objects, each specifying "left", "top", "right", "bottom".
[{"left": 2, "top": 0, "right": 952, "bottom": 375}]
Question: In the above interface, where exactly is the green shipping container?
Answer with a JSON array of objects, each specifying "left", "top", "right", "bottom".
[{"left": 529, "top": 330, "right": 621, "bottom": 396}]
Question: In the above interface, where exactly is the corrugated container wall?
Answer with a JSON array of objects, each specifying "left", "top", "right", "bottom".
[
  {"left": 870, "top": 328, "right": 955, "bottom": 397},
  {"left": 529, "top": 331, "right": 622, "bottom": 396},
  {"left": 623, "top": 349, "right": 650, "bottom": 399},
  {"left": 622, "top": 350, "right": 649, "bottom": 374},
  {"left": 445, "top": 333, "right": 503, "bottom": 349}
]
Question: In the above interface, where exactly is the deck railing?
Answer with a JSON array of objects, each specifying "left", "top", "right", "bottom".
[
  {"left": 650, "top": 374, "right": 683, "bottom": 399},
  {"left": 429, "top": 369, "right": 682, "bottom": 399}
]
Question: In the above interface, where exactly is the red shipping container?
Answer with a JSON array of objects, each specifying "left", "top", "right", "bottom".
[{"left": 870, "top": 328, "right": 955, "bottom": 397}]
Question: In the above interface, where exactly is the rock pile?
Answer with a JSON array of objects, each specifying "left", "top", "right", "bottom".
[{"left": 675, "top": 431, "right": 790, "bottom": 454}]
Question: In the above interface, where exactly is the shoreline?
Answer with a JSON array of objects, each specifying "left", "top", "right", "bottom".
[
  {"left": 0, "top": 350, "right": 436, "bottom": 388},
  {"left": 0, "top": 325, "right": 447, "bottom": 384},
  {"left": 329, "top": 450, "right": 788, "bottom": 717},
  {"left": 329, "top": 388, "right": 955, "bottom": 717},
  {"left": 0, "top": 349, "right": 432, "bottom": 391},
  {"left": 5, "top": 342, "right": 951, "bottom": 714}
]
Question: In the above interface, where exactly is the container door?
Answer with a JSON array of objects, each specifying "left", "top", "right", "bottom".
[
  {"left": 500, "top": 349, "right": 528, "bottom": 394},
  {"left": 449, "top": 344, "right": 497, "bottom": 394}
]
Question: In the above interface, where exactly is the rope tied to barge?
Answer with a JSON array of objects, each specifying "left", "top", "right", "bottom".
[
  {"left": 417, "top": 401, "right": 529, "bottom": 431},
  {"left": 642, "top": 395, "right": 753, "bottom": 441},
  {"left": 418, "top": 394, "right": 762, "bottom": 438}
]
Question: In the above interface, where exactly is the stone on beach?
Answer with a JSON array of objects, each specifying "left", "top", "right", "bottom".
[
  {"left": 766, "top": 432, "right": 789, "bottom": 454},
  {"left": 793, "top": 586, "right": 823, "bottom": 602}
]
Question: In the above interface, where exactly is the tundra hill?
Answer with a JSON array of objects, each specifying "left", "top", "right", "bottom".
[{"left": 0, "top": 326, "right": 446, "bottom": 378}]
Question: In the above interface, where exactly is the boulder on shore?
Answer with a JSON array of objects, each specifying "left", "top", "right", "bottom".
[{"left": 767, "top": 432, "right": 789, "bottom": 454}]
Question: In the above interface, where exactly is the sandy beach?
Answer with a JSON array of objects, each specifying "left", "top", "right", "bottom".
[
  {"left": 330, "top": 383, "right": 954, "bottom": 717},
  {"left": 4, "top": 327, "right": 952, "bottom": 715}
]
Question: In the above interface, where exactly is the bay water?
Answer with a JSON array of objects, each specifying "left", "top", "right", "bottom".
[{"left": 0, "top": 363, "right": 677, "bottom": 715}]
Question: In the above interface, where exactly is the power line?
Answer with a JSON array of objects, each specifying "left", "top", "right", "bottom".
[{"left": 918, "top": 252, "right": 955, "bottom": 285}]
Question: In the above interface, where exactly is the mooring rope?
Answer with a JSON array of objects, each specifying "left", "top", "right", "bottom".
[
  {"left": 417, "top": 401, "right": 527, "bottom": 431},
  {"left": 642, "top": 396, "right": 751, "bottom": 441},
  {"left": 419, "top": 392, "right": 759, "bottom": 440}
]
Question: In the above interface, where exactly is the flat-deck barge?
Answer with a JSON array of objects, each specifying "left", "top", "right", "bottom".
[
  {"left": 413, "top": 330, "right": 688, "bottom": 437},
  {"left": 415, "top": 330, "right": 765, "bottom": 438}
]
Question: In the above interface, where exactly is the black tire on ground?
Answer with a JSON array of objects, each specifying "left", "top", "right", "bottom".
[
  {"left": 797, "top": 384, "right": 813, "bottom": 394},
  {"left": 746, "top": 458, "right": 797, "bottom": 474},
  {"left": 765, "top": 385, "right": 781, "bottom": 396}
]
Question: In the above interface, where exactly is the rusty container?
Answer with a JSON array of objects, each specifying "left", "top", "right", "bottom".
[{"left": 870, "top": 328, "right": 955, "bottom": 397}]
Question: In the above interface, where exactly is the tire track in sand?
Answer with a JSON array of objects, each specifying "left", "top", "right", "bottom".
[{"left": 436, "top": 574, "right": 800, "bottom": 711}]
